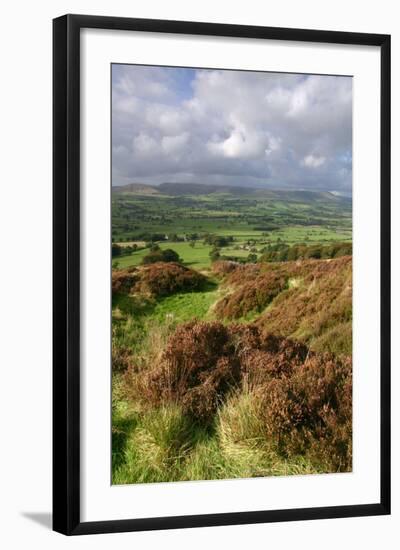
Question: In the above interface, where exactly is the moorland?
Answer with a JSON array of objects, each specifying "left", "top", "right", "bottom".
[{"left": 111, "top": 183, "right": 352, "bottom": 484}]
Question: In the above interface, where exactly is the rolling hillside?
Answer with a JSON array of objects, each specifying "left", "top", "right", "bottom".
[
  {"left": 113, "top": 181, "right": 351, "bottom": 204},
  {"left": 112, "top": 255, "right": 352, "bottom": 483}
]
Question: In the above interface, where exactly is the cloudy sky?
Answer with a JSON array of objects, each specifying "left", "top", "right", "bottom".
[{"left": 112, "top": 64, "right": 352, "bottom": 192}]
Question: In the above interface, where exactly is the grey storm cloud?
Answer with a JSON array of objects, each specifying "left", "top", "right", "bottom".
[{"left": 112, "top": 64, "right": 352, "bottom": 192}]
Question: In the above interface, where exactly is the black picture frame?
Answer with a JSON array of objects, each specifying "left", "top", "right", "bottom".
[{"left": 53, "top": 14, "right": 391, "bottom": 536}]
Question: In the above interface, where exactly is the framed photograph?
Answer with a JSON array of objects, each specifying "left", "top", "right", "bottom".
[{"left": 53, "top": 14, "right": 390, "bottom": 535}]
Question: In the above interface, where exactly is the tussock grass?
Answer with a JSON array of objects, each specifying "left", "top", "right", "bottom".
[
  {"left": 112, "top": 403, "right": 209, "bottom": 484},
  {"left": 312, "top": 321, "right": 352, "bottom": 356},
  {"left": 112, "top": 392, "right": 321, "bottom": 484},
  {"left": 217, "top": 389, "right": 265, "bottom": 449}
]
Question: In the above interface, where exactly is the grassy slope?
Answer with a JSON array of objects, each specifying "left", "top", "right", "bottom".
[
  {"left": 151, "top": 288, "right": 219, "bottom": 324},
  {"left": 112, "top": 256, "right": 352, "bottom": 484},
  {"left": 213, "top": 256, "right": 352, "bottom": 356}
]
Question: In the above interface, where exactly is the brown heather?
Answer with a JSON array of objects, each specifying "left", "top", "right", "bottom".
[
  {"left": 211, "top": 260, "right": 242, "bottom": 275},
  {"left": 212, "top": 260, "right": 262, "bottom": 281},
  {"left": 111, "top": 267, "right": 139, "bottom": 295},
  {"left": 123, "top": 320, "right": 351, "bottom": 471},
  {"left": 260, "top": 354, "right": 352, "bottom": 470},
  {"left": 213, "top": 256, "right": 352, "bottom": 356},
  {"left": 257, "top": 256, "right": 352, "bottom": 355},
  {"left": 114, "top": 256, "right": 353, "bottom": 478},
  {"left": 112, "top": 340, "right": 134, "bottom": 373},
  {"left": 215, "top": 270, "right": 288, "bottom": 319},
  {"left": 112, "top": 262, "right": 207, "bottom": 298},
  {"left": 132, "top": 322, "right": 240, "bottom": 422}
]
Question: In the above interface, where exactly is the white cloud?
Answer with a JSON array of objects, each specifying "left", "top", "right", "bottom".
[
  {"left": 112, "top": 65, "right": 352, "bottom": 191},
  {"left": 208, "top": 124, "right": 267, "bottom": 159},
  {"left": 302, "top": 154, "right": 326, "bottom": 168},
  {"left": 265, "top": 136, "right": 281, "bottom": 156},
  {"left": 133, "top": 133, "right": 158, "bottom": 156},
  {"left": 161, "top": 133, "right": 189, "bottom": 154}
]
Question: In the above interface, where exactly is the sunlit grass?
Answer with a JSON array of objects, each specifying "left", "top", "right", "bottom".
[
  {"left": 115, "top": 242, "right": 213, "bottom": 269},
  {"left": 112, "top": 393, "right": 321, "bottom": 485}
]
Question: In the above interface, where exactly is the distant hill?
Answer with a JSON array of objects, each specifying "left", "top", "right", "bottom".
[
  {"left": 112, "top": 183, "right": 160, "bottom": 195},
  {"left": 253, "top": 188, "right": 348, "bottom": 203},
  {"left": 158, "top": 182, "right": 235, "bottom": 195},
  {"left": 112, "top": 182, "right": 350, "bottom": 203}
]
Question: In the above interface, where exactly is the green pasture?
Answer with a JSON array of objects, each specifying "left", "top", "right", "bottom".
[
  {"left": 114, "top": 242, "right": 214, "bottom": 270},
  {"left": 111, "top": 189, "right": 352, "bottom": 246}
]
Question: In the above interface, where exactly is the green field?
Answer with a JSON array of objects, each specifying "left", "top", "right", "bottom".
[
  {"left": 112, "top": 185, "right": 352, "bottom": 269},
  {"left": 114, "top": 241, "right": 214, "bottom": 270}
]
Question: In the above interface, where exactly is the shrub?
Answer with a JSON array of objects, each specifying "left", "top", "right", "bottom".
[
  {"left": 112, "top": 262, "right": 207, "bottom": 299},
  {"left": 256, "top": 256, "right": 352, "bottom": 355},
  {"left": 112, "top": 243, "right": 123, "bottom": 257},
  {"left": 111, "top": 268, "right": 139, "bottom": 294},
  {"left": 215, "top": 262, "right": 261, "bottom": 285},
  {"left": 120, "top": 320, "right": 352, "bottom": 474},
  {"left": 259, "top": 241, "right": 352, "bottom": 263},
  {"left": 131, "top": 319, "right": 350, "bottom": 427},
  {"left": 161, "top": 248, "right": 181, "bottom": 262},
  {"left": 112, "top": 343, "right": 134, "bottom": 373},
  {"left": 215, "top": 270, "right": 288, "bottom": 319},
  {"left": 247, "top": 253, "right": 258, "bottom": 263},
  {"left": 209, "top": 247, "right": 221, "bottom": 262},
  {"left": 259, "top": 354, "right": 352, "bottom": 471},
  {"left": 142, "top": 248, "right": 181, "bottom": 264},
  {"left": 236, "top": 329, "right": 309, "bottom": 386},
  {"left": 139, "top": 262, "right": 207, "bottom": 297},
  {"left": 141, "top": 321, "right": 241, "bottom": 422},
  {"left": 211, "top": 260, "right": 241, "bottom": 275},
  {"left": 204, "top": 234, "right": 234, "bottom": 247},
  {"left": 212, "top": 256, "right": 352, "bottom": 354}
]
